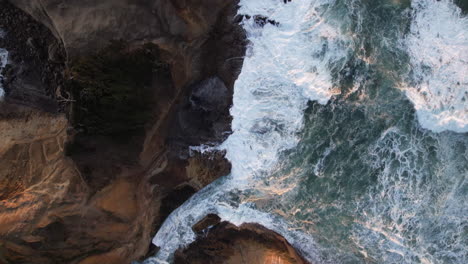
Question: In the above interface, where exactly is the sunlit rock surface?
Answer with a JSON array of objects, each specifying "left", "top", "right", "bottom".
[
  {"left": 174, "top": 217, "right": 310, "bottom": 264},
  {"left": 0, "top": 0, "right": 246, "bottom": 263}
]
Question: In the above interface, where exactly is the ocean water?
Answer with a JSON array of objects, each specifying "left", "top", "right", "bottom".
[
  {"left": 144, "top": 0, "right": 468, "bottom": 263},
  {"left": 0, "top": 29, "right": 7, "bottom": 100},
  {"left": 402, "top": 0, "right": 468, "bottom": 132}
]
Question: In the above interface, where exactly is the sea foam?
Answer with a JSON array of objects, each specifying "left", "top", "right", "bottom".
[
  {"left": 0, "top": 29, "right": 7, "bottom": 100},
  {"left": 403, "top": 0, "right": 468, "bottom": 133},
  {"left": 222, "top": 0, "right": 349, "bottom": 184},
  {"left": 147, "top": 0, "right": 349, "bottom": 263}
]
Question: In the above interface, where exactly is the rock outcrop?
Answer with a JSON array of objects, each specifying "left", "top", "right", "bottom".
[
  {"left": 0, "top": 0, "right": 66, "bottom": 112},
  {"left": 0, "top": 0, "right": 246, "bottom": 263},
  {"left": 0, "top": 103, "right": 156, "bottom": 264},
  {"left": 174, "top": 216, "right": 310, "bottom": 264},
  {"left": 8, "top": 0, "right": 238, "bottom": 57}
]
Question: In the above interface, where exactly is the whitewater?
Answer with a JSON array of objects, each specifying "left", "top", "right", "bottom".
[
  {"left": 144, "top": 0, "right": 468, "bottom": 263},
  {"left": 402, "top": 0, "right": 468, "bottom": 132},
  {"left": 0, "top": 28, "right": 7, "bottom": 100}
]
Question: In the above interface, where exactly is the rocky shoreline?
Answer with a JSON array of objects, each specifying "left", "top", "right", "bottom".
[
  {"left": 175, "top": 215, "right": 309, "bottom": 264},
  {"left": 0, "top": 0, "right": 308, "bottom": 263}
]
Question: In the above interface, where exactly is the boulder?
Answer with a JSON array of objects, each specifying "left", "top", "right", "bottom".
[{"left": 175, "top": 219, "right": 310, "bottom": 264}]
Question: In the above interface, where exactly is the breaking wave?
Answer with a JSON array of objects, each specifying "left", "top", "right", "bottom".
[
  {"left": 145, "top": 0, "right": 350, "bottom": 263},
  {"left": 402, "top": 0, "right": 468, "bottom": 133},
  {"left": 145, "top": 1, "right": 468, "bottom": 263},
  {"left": 0, "top": 29, "right": 7, "bottom": 100}
]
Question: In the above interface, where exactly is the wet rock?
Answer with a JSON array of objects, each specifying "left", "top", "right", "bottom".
[
  {"left": 0, "top": 0, "right": 66, "bottom": 112},
  {"left": 190, "top": 77, "right": 229, "bottom": 112},
  {"left": 240, "top": 14, "right": 280, "bottom": 27},
  {"left": 176, "top": 77, "right": 231, "bottom": 145},
  {"left": 186, "top": 150, "right": 231, "bottom": 189},
  {"left": 175, "top": 219, "right": 310, "bottom": 264},
  {"left": 192, "top": 214, "right": 221, "bottom": 233},
  {"left": 159, "top": 185, "right": 198, "bottom": 225},
  {"left": 254, "top": 15, "right": 280, "bottom": 27}
]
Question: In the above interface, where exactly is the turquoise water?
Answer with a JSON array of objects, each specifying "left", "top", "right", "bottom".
[{"left": 146, "top": 1, "right": 468, "bottom": 263}]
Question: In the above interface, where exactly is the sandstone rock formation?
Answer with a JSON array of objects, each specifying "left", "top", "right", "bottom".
[
  {"left": 0, "top": 0, "right": 245, "bottom": 263},
  {"left": 0, "top": 103, "right": 156, "bottom": 264},
  {"left": 174, "top": 216, "right": 310, "bottom": 264}
]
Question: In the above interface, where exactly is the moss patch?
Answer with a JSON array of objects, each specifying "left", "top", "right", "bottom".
[{"left": 69, "top": 41, "right": 169, "bottom": 136}]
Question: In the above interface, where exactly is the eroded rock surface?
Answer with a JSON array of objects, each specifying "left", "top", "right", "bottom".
[
  {"left": 175, "top": 218, "right": 310, "bottom": 264},
  {"left": 0, "top": 104, "right": 158, "bottom": 264},
  {"left": 0, "top": 0, "right": 66, "bottom": 112},
  {"left": 0, "top": 0, "right": 246, "bottom": 263},
  {"left": 8, "top": 0, "right": 233, "bottom": 56}
]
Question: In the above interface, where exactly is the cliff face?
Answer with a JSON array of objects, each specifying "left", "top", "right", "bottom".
[{"left": 0, "top": 0, "right": 245, "bottom": 263}]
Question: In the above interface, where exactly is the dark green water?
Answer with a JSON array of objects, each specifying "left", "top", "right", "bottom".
[{"left": 258, "top": 0, "right": 468, "bottom": 263}]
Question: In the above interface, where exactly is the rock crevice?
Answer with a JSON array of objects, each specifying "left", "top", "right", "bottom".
[{"left": 0, "top": 0, "right": 245, "bottom": 263}]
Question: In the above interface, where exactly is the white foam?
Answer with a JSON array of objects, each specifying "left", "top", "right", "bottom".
[
  {"left": 147, "top": 0, "right": 350, "bottom": 263},
  {"left": 402, "top": 0, "right": 468, "bottom": 133},
  {"left": 148, "top": 179, "right": 322, "bottom": 263},
  {"left": 0, "top": 29, "right": 7, "bottom": 100},
  {"left": 359, "top": 127, "right": 468, "bottom": 263},
  {"left": 0, "top": 48, "right": 8, "bottom": 100},
  {"left": 222, "top": 0, "right": 349, "bottom": 185}
]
